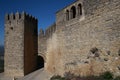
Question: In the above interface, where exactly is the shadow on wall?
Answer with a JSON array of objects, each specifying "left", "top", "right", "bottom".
[
  {"left": 0, "top": 45, "right": 4, "bottom": 73},
  {"left": 0, "top": 56, "right": 4, "bottom": 73},
  {"left": 37, "top": 55, "right": 44, "bottom": 69}
]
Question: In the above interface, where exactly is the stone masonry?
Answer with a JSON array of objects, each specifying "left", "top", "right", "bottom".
[
  {"left": 4, "top": 0, "right": 120, "bottom": 79},
  {"left": 4, "top": 12, "right": 38, "bottom": 78},
  {"left": 39, "top": 0, "right": 120, "bottom": 76}
]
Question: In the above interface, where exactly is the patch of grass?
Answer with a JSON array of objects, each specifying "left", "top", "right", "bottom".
[
  {"left": 50, "top": 75, "right": 65, "bottom": 80},
  {"left": 114, "top": 76, "right": 120, "bottom": 80},
  {"left": 50, "top": 71, "right": 120, "bottom": 80},
  {"left": 99, "top": 71, "right": 113, "bottom": 80}
]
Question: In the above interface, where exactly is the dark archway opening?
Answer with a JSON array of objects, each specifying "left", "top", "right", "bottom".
[
  {"left": 78, "top": 4, "right": 82, "bottom": 16},
  {"left": 66, "top": 10, "right": 69, "bottom": 21},
  {"left": 71, "top": 6, "right": 76, "bottom": 19},
  {"left": 37, "top": 55, "right": 44, "bottom": 69}
]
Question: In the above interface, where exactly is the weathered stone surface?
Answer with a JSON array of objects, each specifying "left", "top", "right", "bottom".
[
  {"left": 4, "top": 0, "right": 120, "bottom": 78},
  {"left": 4, "top": 12, "right": 38, "bottom": 78},
  {"left": 39, "top": 0, "right": 120, "bottom": 76}
]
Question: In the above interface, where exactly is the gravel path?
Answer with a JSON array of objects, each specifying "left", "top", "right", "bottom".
[
  {"left": 0, "top": 68, "right": 52, "bottom": 80},
  {"left": 18, "top": 68, "right": 52, "bottom": 80}
]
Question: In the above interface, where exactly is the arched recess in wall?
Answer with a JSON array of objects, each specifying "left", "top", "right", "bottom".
[
  {"left": 70, "top": 6, "right": 76, "bottom": 19},
  {"left": 66, "top": 10, "right": 69, "bottom": 21},
  {"left": 78, "top": 3, "right": 82, "bottom": 16},
  {"left": 37, "top": 55, "right": 44, "bottom": 69}
]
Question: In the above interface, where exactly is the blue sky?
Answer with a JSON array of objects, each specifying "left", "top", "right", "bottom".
[{"left": 0, "top": 0, "right": 75, "bottom": 45}]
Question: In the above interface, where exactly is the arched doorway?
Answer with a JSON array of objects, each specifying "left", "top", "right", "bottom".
[
  {"left": 37, "top": 55, "right": 44, "bottom": 69},
  {"left": 70, "top": 6, "right": 76, "bottom": 19},
  {"left": 66, "top": 10, "right": 69, "bottom": 21},
  {"left": 78, "top": 4, "right": 82, "bottom": 16}
]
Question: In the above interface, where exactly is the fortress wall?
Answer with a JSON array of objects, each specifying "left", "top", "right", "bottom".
[
  {"left": 24, "top": 14, "right": 38, "bottom": 75},
  {"left": 4, "top": 13, "right": 25, "bottom": 77},
  {"left": 38, "top": 23, "right": 56, "bottom": 60},
  {"left": 46, "top": 0, "right": 120, "bottom": 76},
  {"left": 4, "top": 12, "right": 38, "bottom": 78},
  {"left": 38, "top": 30, "right": 47, "bottom": 59},
  {"left": 45, "top": 23, "right": 56, "bottom": 38}
]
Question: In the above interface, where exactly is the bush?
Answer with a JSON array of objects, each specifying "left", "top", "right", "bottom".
[
  {"left": 100, "top": 71, "right": 113, "bottom": 80},
  {"left": 64, "top": 71, "right": 76, "bottom": 80},
  {"left": 114, "top": 76, "right": 120, "bottom": 80},
  {"left": 50, "top": 71, "right": 120, "bottom": 80},
  {"left": 50, "top": 75, "right": 65, "bottom": 80}
]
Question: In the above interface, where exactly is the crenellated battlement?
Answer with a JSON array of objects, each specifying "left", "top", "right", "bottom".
[
  {"left": 4, "top": 0, "right": 120, "bottom": 78},
  {"left": 5, "top": 11, "right": 38, "bottom": 78},
  {"left": 45, "top": 23, "right": 56, "bottom": 38},
  {"left": 5, "top": 12, "right": 23, "bottom": 20},
  {"left": 24, "top": 13, "right": 38, "bottom": 22},
  {"left": 5, "top": 12, "right": 38, "bottom": 23},
  {"left": 39, "top": 23, "right": 56, "bottom": 38},
  {"left": 3, "top": 0, "right": 120, "bottom": 78}
]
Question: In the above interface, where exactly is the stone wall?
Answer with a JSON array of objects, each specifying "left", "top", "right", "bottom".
[
  {"left": 38, "top": 23, "right": 56, "bottom": 61},
  {"left": 4, "top": 12, "right": 38, "bottom": 78},
  {"left": 24, "top": 13, "right": 38, "bottom": 75},
  {"left": 44, "top": 0, "right": 120, "bottom": 76},
  {"left": 5, "top": 13, "right": 25, "bottom": 77}
]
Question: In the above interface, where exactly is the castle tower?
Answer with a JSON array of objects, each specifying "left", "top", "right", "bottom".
[{"left": 4, "top": 12, "right": 38, "bottom": 78}]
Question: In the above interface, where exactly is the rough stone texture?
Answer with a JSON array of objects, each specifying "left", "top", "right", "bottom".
[
  {"left": 38, "top": 23, "right": 56, "bottom": 61},
  {"left": 38, "top": 29, "right": 47, "bottom": 61},
  {"left": 4, "top": 12, "right": 38, "bottom": 78},
  {"left": 38, "top": 0, "right": 120, "bottom": 76},
  {"left": 4, "top": 0, "right": 120, "bottom": 79}
]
